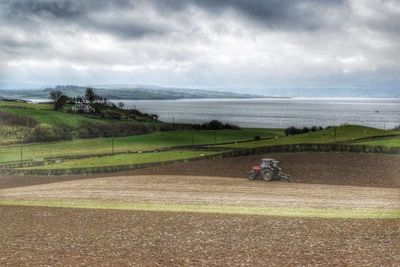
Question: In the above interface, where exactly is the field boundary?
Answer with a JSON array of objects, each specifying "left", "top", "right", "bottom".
[
  {"left": 1, "top": 199, "right": 399, "bottom": 219},
  {"left": 7, "top": 152, "right": 230, "bottom": 176},
  {"left": 25, "top": 139, "right": 400, "bottom": 164},
  {"left": 207, "top": 143, "right": 400, "bottom": 154},
  {"left": 6, "top": 143, "right": 400, "bottom": 176}
]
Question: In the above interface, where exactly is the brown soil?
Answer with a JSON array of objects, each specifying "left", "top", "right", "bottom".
[
  {"left": 1, "top": 175, "right": 399, "bottom": 210},
  {"left": 0, "top": 206, "right": 399, "bottom": 266},
  {"left": 1, "top": 152, "right": 399, "bottom": 189},
  {"left": 128, "top": 152, "right": 400, "bottom": 188}
]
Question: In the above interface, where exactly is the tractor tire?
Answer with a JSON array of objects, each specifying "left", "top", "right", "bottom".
[
  {"left": 261, "top": 169, "right": 273, "bottom": 181},
  {"left": 248, "top": 171, "right": 256, "bottom": 180}
]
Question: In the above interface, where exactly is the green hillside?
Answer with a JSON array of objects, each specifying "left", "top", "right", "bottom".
[
  {"left": 354, "top": 136, "right": 400, "bottom": 147},
  {"left": 0, "top": 107, "right": 105, "bottom": 128},
  {"left": 20, "top": 150, "right": 217, "bottom": 170},
  {"left": 0, "top": 128, "right": 282, "bottom": 163},
  {"left": 215, "top": 125, "right": 400, "bottom": 149}
]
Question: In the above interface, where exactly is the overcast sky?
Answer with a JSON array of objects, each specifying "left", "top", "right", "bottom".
[{"left": 0, "top": 0, "right": 399, "bottom": 93}]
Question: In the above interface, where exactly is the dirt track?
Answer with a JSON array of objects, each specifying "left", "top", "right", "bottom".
[
  {"left": 1, "top": 175, "right": 399, "bottom": 210},
  {"left": 1, "top": 152, "right": 399, "bottom": 189},
  {"left": 1, "top": 206, "right": 399, "bottom": 266}
]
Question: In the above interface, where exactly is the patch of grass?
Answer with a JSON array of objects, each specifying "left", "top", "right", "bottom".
[
  {"left": 0, "top": 126, "right": 30, "bottom": 144},
  {"left": 20, "top": 150, "right": 218, "bottom": 170},
  {"left": 0, "top": 199, "right": 398, "bottom": 219},
  {"left": 0, "top": 101, "right": 53, "bottom": 110},
  {"left": 216, "top": 125, "right": 400, "bottom": 149},
  {"left": 0, "top": 107, "right": 105, "bottom": 128},
  {"left": 0, "top": 129, "right": 281, "bottom": 163},
  {"left": 355, "top": 136, "right": 400, "bottom": 147}
]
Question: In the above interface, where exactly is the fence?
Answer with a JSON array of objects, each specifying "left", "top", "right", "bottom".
[{"left": 3, "top": 143, "right": 399, "bottom": 176}]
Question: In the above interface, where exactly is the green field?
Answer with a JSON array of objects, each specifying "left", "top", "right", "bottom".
[
  {"left": 0, "top": 129, "right": 282, "bottom": 163},
  {"left": 214, "top": 125, "right": 400, "bottom": 149},
  {"left": 0, "top": 101, "right": 53, "bottom": 110},
  {"left": 0, "top": 107, "right": 106, "bottom": 128},
  {"left": 20, "top": 150, "right": 218, "bottom": 170},
  {"left": 355, "top": 136, "right": 400, "bottom": 147}
]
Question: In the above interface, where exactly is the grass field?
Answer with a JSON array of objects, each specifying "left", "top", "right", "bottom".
[
  {"left": 355, "top": 136, "right": 400, "bottom": 147},
  {"left": 0, "top": 107, "right": 106, "bottom": 128},
  {"left": 0, "top": 101, "right": 53, "bottom": 110},
  {"left": 215, "top": 125, "right": 400, "bottom": 149},
  {"left": 20, "top": 150, "right": 217, "bottom": 170},
  {"left": 0, "top": 129, "right": 282, "bottom": 163}
]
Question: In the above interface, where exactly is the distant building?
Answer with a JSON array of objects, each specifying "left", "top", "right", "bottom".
[{"left": 71, "top": 104, "right": 95, "bottom": 113}]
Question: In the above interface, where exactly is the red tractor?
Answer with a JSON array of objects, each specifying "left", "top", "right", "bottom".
[{"left": 248, "top": 158, "right": 292, "bottom": 182}]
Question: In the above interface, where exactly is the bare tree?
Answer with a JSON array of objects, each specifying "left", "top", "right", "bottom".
[
  {"left": 49, "top": 90, "right": 68, "bottom": 110},
  {"left": 85, "top": 88, "right": 97, "bottom": 104}
]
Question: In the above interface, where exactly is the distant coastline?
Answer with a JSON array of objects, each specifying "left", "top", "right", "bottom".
[{"left": 0, "top": 85, "right": 263, "bottom": 101}]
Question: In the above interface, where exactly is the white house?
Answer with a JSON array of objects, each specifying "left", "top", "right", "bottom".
[{"left": 71, "top": 104, "right": 95, "bottom": 113}]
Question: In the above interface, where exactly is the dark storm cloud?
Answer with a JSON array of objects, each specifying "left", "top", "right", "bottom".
[
  {"left": 0, "top": 0, "right": 399, "bottom": 90},
  {"left": 1, "top": 0, "right": 345, "bottom": 33},
  {"left": 153, "top": 0, "right": 346, "bottom": 30},
  {"left": 1, "top": 0, "right": 169, "bottom": 39},
  {"left": 3, "top": 0, "right": 132, "bottom": 19},
  {"left": 6, "top": 0, "right": 84, "bottom": 19}
]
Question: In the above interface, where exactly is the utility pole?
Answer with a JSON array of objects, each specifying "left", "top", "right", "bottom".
[{"left": 20, "top": 144, "right": 23, "bottom": 161}]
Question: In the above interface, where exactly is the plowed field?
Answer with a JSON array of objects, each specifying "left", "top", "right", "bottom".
[
  {"left": 0, "top": 206, "right": 399, "bottom": 266},
  {"left": 1, "top": 152, "right": 399, "bottom": 189}
]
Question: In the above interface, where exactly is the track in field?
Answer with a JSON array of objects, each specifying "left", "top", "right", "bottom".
[{"left": 1, "top": 175, "right": 399, "bottom": 211}]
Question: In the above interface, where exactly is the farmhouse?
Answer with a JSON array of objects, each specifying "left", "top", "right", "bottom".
[{"left": 71, "top": 104, "right": 95, "bottom": 113}]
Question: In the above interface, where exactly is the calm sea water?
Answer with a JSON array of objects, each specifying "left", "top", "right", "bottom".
[
  {"left": 115, "top": 98, "right": 400, "bottom": 129},
  {"left": 29, "top": 97, "right": 399, "bottom": 129}
]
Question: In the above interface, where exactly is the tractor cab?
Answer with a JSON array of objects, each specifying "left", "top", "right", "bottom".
[{"left": 260, "top": 158, "right": 278, "bottom": 168}]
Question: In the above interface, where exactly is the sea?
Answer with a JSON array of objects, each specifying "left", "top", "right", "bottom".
[{"left": 29, "top": 98, "right": 400, "bottom": 129}]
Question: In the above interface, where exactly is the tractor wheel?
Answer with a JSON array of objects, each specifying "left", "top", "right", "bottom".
[
  {"left": 248, "top": 171, "right": 256, "bottom": 180},
  {"left": 261, "top": 169, "right": 273, "bottom": 181}
]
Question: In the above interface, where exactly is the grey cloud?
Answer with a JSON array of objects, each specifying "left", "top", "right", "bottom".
[
  {"left": 6, "top": 0, "right": 84, "bottom": 19},
  {"left": 1, "top": 0, "right": 168, "bottom": 40},
  {"left": 2, "top": 0, "right": 346, "bottom": 31},
  {"left": 0, "top": 0, "right": 399, "bottom": 91},
  {"left": 86, "top": 16, "right": 170, "bottom": 39},
  {"left": 152, "top": 0, "right": 346, "bottom": 31},
  {"left": 2, "top": 0, "right": 131, "bottom": 19}
]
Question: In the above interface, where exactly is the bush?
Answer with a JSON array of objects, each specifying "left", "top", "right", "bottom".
[
  {"left": 285, "top": 126, "right": 324, "bottom": 136},
  {"left": 192, "top": 120, "right": 240, "bottom": 130},
  {"left": 76, "top": 122, "right": 154, "bottom": 139},
  {"left": 25, "top": 124, "right": 55, "bottom": 142},
  {"left": 24, "top": 124, "right": 73, "bottom": 143}
]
